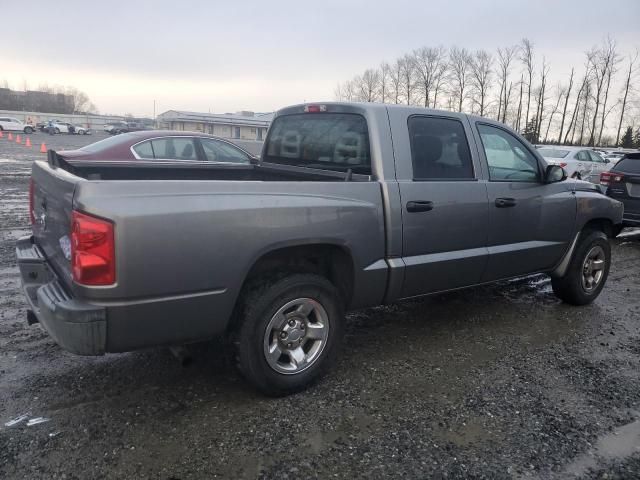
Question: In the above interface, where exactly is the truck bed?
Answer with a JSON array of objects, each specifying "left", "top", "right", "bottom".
[{"left": 27, "top": 157, "right": 388, "bottom": 353}]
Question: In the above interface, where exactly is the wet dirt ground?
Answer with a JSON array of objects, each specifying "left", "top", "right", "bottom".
[{"left": 1, "top": 132, "right": 639, "bottom": 479}]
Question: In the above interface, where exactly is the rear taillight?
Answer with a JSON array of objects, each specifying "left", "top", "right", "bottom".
[
  {"left": 559, "top": 162, "right": 567, "bottom": 168},
  {"left": 601, "top": 171, "right": 624, "bottom": 186},
  {"left": 71, "top": 210, "right": 115, "bottom": 286},
  {"left": 29, "top": 177, "right": 35, "bottom": 225}
]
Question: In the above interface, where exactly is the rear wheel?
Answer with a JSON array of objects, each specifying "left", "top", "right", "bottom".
[
  {"left": 234, "top": 274, "right": 344, "bottom": 396},
  {"left": 551, "top": 229, "right": 611, "bottom": 305},
  {"left": 54, "top": 128, "right": 60, "bottom": 134},
  {"left": 24, "top": 126, "right": 33, "bottom": 134}
]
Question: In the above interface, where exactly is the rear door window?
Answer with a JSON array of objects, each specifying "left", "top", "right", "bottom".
[
  {"left": 200, "top": 138, "right": 250, "bottom": 163},
  {"left": 132, "top": 140, "right": 154, "bottom": 159},
  {"left": 408, "top": 116, "right": 474, "bottom": 180},
  {"left": 151, "top": 138, "right": 197, "bottom": 160},
  {"left": 263, "top": 113, "right": 371, "bottom": 175}
]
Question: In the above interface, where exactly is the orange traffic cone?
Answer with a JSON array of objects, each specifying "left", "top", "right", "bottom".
[
  {"left": 25, "top": 137, "right": 32, "bottom": 147},
  {"left": 16, "top": 135, "right": 21, "bottom": 144},
  {"left": 40, "top": 142, "right": 47, "bottom": 153},
  {"left": 8, "top": 132, "right": 13, "bottom": 141}
]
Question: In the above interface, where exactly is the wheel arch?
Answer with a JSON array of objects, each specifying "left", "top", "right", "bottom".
[{"left": 237, "top": 242, "right": 356, "bottom": 309}]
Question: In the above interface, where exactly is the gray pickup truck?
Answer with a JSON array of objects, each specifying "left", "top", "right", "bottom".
[{"left": 17, "top": 103, "right": 623, "bottom": 395}]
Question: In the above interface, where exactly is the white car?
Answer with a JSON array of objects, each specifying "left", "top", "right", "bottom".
[
  {"left": 48, "top": 121, "right": 91, "bottom": 135},
  {"left": 538, "top": 146, "right": 613, "bottom": 183},
  {"left": 0, "top": 117, "right": 35, "bottom": 134}
]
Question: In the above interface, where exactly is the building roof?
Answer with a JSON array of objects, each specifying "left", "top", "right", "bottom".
[{"left": 158, "top": 110, "right": 273, "bottom": 127}]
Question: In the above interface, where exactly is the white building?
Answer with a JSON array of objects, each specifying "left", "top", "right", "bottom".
[{"left": 157, "top": 110, "right": 273, "bottom": 141}]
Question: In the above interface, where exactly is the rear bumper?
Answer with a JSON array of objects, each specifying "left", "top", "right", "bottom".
[{"left": 16, "top": 236, "right": 106, "bottom": 355}]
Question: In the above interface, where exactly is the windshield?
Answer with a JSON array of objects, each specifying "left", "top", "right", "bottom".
[
  {"left": 538, "top": 148, "right": 569, "bottom": 158},
  {"left": 263, "top": 113, "right": 371, "bottom": 175},
  {"left": 79, "top": 133, "right": 137, "bottom": 152}
]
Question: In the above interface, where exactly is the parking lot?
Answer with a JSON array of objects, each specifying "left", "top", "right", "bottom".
[{"left": 1, "top": 132, "right": 640, "bottom": 479}]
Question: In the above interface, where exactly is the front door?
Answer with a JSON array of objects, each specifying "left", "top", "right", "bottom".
[
  {"left": 473, "top": 122, "right": 576, "bottom": 281},
  {"left": 392, "top": 113, "right": 489, "bottom": 298}
]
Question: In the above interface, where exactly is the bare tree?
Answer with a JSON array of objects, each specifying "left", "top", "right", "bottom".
[
  {"left": 519, "top": 38, "right": 535, "bottom": 130},
  {"left": 470, "top": 49, "right": 494, "bottom": 116},
  {"left": 587, "top": 37, "right": 618, "bottom": 145},
  {"left": 534, "top": 57, "right": 550, "bottom": 140},
  {"left": 543, "top": 83, "right": 564, "bottom": 143},
  {"left": 449, "top": 46, "right": 472, "bottom": 112},
  {"left": 615, "top": 50, "right": 638, "bottom": 145},
  {"left": 413, "top": 46, "right": 447, "bottom": 108},
  {"left": 399, "top": 55, "right": 417, "bottom": 105},
  {"left": 357, "top": 69, "right": 380, "bottom": 102},
  {"left": 496, "top": 46, "right": 517, "bottom": 122},
  {"left": 515, "top": 75, "right": 524, "bottom": 131},
  {"left": 389, "top": 58, "right": 403, "bottom": 104},
  {"left": 432, "top": 62, "right": 448, "bottom": 109},
  {"left": 564, "top": 72, "right": 591, "bottom": 144},
  {"left": 379, "top": 62, "right": 391, "bottom": 103},
  {"left": 557, "top": 68, "right": 575, "bottom": 144}
]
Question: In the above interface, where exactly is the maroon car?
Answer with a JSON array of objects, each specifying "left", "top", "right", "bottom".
[{"left": 56, "top": 131, "right": 256, "bottom": 165}]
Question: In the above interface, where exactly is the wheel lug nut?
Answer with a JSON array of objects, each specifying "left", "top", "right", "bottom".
[
  {"left": 287, "top": 343, "right": 292, "bottom": 348},
  {"left": 288, "top": 320, "right": 295, "bottom": 327},
  {"left": 280, "top": 332, "right": 287, "bottom": 339}
]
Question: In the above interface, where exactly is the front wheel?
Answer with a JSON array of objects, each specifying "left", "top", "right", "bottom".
[
  {"left": 54, "top": 128, "right": 60, "bottom": 134},
  {"left": 551, "top": 230, "right": 611, "bottom": 305},
  {"left": 571, "top": 172, "right": 582, "bottom": 180},
  {"left": 234, "top": 274, "right": 344, "bottom": 396},
  {"left": 24, "top": 126, "right": 33, "bottom": 134}
]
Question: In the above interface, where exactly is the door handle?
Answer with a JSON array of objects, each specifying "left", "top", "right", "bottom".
[
  {"left": 495, "top": 197, "right": 517, "bottom": 208},
  {"left": 406, "top": 200, "right": 434, "bottom": 213}
]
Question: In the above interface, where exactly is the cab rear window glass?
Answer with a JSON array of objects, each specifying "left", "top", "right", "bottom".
[
  {"left": 263, "top": 113, "right": 371, "bottom": 175},
  {"left": 615, "top": 158, "right": 640, "bottom": 174}
]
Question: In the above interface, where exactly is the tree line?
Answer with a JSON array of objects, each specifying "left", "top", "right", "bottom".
[{"left": 335, "top": 37, "right": 639, "bottom": 148}]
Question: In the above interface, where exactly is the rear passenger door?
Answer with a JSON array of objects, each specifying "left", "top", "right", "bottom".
[
  {"left": 388, "top": 111, "right": 490, "bottom": 298},
  {"left": 473, "top": 122, "right": 576, "bottom": 281}
]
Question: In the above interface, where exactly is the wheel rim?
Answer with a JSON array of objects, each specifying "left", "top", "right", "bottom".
[
  {"left": 581, "top": 245, "right": 606, "bottom": 292},
  {"left": 263, "top": 297, "right": 330, "bottom": 375}
]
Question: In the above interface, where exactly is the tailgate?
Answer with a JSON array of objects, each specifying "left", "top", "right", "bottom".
[{"left": 31, "top": 160, "right": 79, "bottom": 289}]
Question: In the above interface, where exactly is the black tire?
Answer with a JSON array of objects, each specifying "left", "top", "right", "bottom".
[
  {"left": 572, "top": 172, "right": 582, "bottom": 180},
  {"left": 54, "top": 128, "right": 60, "bottom": 134},
  {"left": 234, "top": 273, "right": 344, "bottom": 396},
  {"left": 24, "top": 126, "right": 33, "bottom": 134},
  {"left": 551, "top": 229, "right": 611, "bottom": 305},
  {"left": 0, "top": 126, "right": 4, "bottom": 131}
]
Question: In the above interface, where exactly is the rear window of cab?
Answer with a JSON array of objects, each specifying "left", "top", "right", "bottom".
[{"left": 263, "top": 113, "right": 371, "bottom": 175}]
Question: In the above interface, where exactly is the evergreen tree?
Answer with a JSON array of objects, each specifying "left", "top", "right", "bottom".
[
  {"left": 620, "top": 126, "right": 634, "bottom": 148},
  {"left": 522, "top": 116, "right": 539, "bottom": 143},
  {"left": 634, "top": 128, "right": 640, "bottom": 149}
]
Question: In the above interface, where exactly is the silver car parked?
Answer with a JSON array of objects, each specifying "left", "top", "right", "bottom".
[{"left": 538, "top": 146, "right": 612, "bottom": 183}]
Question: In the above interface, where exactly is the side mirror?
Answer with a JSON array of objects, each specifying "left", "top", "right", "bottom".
[
  {"left": 545, "top": 164, "right": 567, "bottom": 183},
  {"left": 604, "top": 158, "right": 611, "bottom": 164}
]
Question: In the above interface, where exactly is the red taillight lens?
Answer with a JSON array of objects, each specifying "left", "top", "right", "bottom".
[
  {"left": 601, "top": 172, "right": 624, "bottom": 186},
  {"left": 29, "top": 177, "right": 35, "bottom": 225},
  {"left": 304, "top": 105, "right": 327, "bottom": 113},
  {"left": 559, "top": 162, "right": 567, "bottom": 168},
  {"left": 71, "top": 211, "right": 115, "bottom": 285}
]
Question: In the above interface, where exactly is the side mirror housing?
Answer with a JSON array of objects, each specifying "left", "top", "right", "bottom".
[{"left": 544, "top": 164, "right": 567, "bottom": 183}]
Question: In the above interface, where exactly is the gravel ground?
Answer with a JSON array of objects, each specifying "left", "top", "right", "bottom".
[{"left": 1, "top": 132, "right": 639, "bottom": 479}]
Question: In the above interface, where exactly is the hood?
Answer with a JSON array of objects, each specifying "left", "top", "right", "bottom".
[{"left": 566, "top": 178, "right": 603, "bottom": 194}]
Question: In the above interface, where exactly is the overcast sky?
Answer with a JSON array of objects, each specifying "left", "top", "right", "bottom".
[{"left": 2, "top": 0, "right": 639, "bottom": 116}]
